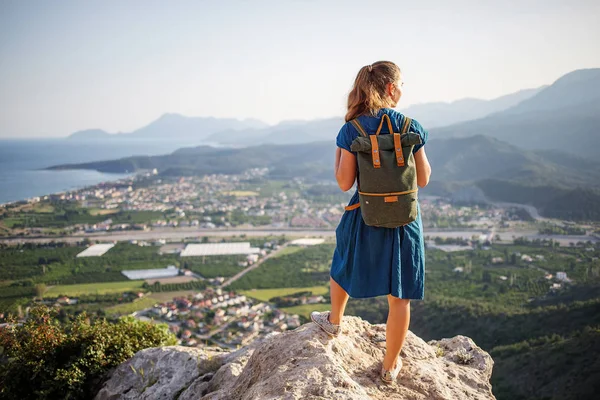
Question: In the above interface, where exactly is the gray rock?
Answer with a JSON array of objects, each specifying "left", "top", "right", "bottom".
[{"left": 95, "top": 315, "right": 495, "bottom": 400}]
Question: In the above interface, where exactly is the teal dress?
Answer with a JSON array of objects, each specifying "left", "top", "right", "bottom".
[{"left": 330, "top": 108, "right": 428, "bottom": 299}]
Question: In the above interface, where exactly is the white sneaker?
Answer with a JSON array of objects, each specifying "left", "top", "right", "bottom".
[
  {"left": 310, "top": 311, "right": 341, "bottom": 337},
  {"left": 380, "top": 358, "right": 402, "bottom": 384}
]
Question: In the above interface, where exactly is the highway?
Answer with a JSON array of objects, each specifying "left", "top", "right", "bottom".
[{"left": 1, "top": 227, "right": 597, "bottom": 246}]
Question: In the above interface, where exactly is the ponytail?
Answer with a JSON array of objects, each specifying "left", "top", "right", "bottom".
[{"left": 345, "top": 61, "right": 401, "bottom": 122}]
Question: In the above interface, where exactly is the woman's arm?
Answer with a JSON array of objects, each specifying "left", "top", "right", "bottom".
[
  {"left": 335, "top": 147, "right": 357, "bottom": 192},
  {"left": 414, "top": 147, "right": 431, "bottom": 188}
]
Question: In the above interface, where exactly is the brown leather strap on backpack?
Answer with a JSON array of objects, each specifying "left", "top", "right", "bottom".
[
  {"left": 401, "top": 116, "right": 412, "bottom": 134},
  {"left": 369, "top": 114, "right": 393, "bottom": 168},
  {"left": 394, "top": 133, "right": 404, "bottom": 166},
  {"left": 375, "top": 113, "right": 394, "bottom": 135},
  {"left": 358, "top": 189, "right": 418, "bottom": 196},
  {"left": 369, "top": 135, "right": 381, "bottom": 168},
  {"left": 350, "top": 119, "right": 368, "bottom": 137},
  {"left": 351, "top": 118, "right": 380, "bottom": 168},
  {"left": 392, "top": 116, "right": 412, "bottom": 167}
]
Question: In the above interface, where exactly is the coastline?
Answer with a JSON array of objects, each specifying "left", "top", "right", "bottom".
[{"left": 0, "top": 170, "right": 136, "bottom": 207}]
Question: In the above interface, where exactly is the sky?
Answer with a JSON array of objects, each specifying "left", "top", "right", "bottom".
[{"left": 0, "top": 0, "right": 599, "bottom": 138}]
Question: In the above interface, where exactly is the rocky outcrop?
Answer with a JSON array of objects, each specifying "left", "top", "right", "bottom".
[{"left": 94, "top": 315, "right": 495, "bottom": 399}]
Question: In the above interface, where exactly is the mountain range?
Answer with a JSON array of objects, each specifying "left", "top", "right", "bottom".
[
  {"left": 67, "top": 68, "right": 599, "bottom": 161},
  {"left": 64, "top": 82, "right": 548, "bottom": 146},
  {"left": 400, "top": 86, "right": 546, "bottom": 128},
  {"left": 433, "top": 69, "right": 600, "bottom": 158},
  {"left": 67, "top": 114, "right": 268, "bottom": 142},
  {"left": 52, "top": 68, "right": 600, "bottom": 220}
]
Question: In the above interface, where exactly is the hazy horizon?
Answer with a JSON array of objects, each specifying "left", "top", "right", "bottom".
[
  {"left": 1, "top": 0, "right": 599, "bottom": 138},
  {"left": 0, "top": 83, "right": 556, "bottom": 140}
]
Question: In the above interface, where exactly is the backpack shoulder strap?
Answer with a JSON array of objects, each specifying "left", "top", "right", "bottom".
[
  {"left": 350, "top": 119, "right": 368, "bottom": 137},
  {"left": 401, "top": 116, "right": 412, "bottom": 134},
  {"left": 393, "top": 116, "right": 412, "bottom": 167}
]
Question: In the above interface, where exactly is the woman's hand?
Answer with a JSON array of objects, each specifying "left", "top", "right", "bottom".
[
  {"left": 335, "top": 147, "right": 357, "bottom": 192},
  {"left": 414, "top": 147, "right": 431, "bottom": 188}
]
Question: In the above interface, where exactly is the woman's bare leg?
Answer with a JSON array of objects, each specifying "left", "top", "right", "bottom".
[
  {"left": 383, "top": 295, "right": 410, "bottom": 370},
  {"left": 329, "top": 276, "right": 350, "bottom": 324}
]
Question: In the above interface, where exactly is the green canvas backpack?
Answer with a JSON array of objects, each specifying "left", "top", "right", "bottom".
[{"left": 347, "top": 113, "right": 422, "bottom": 228}]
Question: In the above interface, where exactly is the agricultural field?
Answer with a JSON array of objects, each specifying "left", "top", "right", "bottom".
[
  {"left": 88, "top": 208, "right": 120, "bottom": 216},
  {"left": 221, "top": 190, "right": 259, "bottom": 197},
  {"left": 225, "top": 243, "right": 336, "bottom": 290},
  {"left": 269, "top": 246, "right": 304, "bottom": 258},
  {"left": 239, "top": 285, "right": 329, "bottom": 302},
  {"left": 46, "top": 281, "right": 146, "bottom": 297},
  {"left": 0, "top": 201, "right": 166, "bottom": 229},
  {"left": 104, "top": 296, "right": 159, "bottom": 316},
  {"left": 144, "top": 276, "right": 199, "bottom": 285}
]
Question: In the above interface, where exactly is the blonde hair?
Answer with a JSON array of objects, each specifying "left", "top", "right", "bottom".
[{"left": 345, "top": 61, "right": 401, "bottom": 122}]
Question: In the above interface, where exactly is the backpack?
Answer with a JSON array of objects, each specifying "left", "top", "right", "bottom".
[{"left": 346, "top": 113, "right": 422, "bottom": 228}]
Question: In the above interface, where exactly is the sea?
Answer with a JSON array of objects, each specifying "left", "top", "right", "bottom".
[{"left": 0, "top": 138, "right": 198, "bottom": 204}]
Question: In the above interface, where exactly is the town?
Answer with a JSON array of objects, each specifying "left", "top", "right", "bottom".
[{"left": 5, "top": 167, "right": 591, "bottom": 242}]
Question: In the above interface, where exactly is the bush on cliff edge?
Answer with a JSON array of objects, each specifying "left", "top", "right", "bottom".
[{"left": 0, "top": 304, "right": 177, "bottom": 400}]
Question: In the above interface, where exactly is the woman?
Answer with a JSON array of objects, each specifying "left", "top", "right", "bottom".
[{"left": 311, "top": 61, "right": 432, "bottom": 384}]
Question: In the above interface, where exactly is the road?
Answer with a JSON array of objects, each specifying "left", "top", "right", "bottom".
[
  {"left": 219, "top": 243, "right": 289, "bottom": 288},
  {"left": 423, "top": 229, "right": 598, "bottom": 246},
  {"left": 0, "top": 227, "right": 335, "bottom": 244},
  {"left": 1, "top": 226, "right": 597, "bottom": 247}
]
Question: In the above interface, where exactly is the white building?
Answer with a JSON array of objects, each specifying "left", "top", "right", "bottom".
[
  {"left": 76, "top": 243, "right": 115, "bottom": 257},
  {"left": 556, "top": 272, "right": 568, "bottom": 281},
  {"left": 290, "top": 238, "right": 325, "bottom": 246},
  {"left": 122, "top": 265, "right": 179, "bottom": 280},
  {"left": 181, "top": 242, "right": 260, "bottom": 257}
]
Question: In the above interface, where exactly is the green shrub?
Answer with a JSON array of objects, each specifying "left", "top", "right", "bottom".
[
  {"left": 453, "top": 347, "right": 474, "bottom": 365},
  {"left": 435, "top": 344, "right": 445, "bottom": 357},
  {"left": 0, "top": 304, "right": 177, "bottom": 400}
]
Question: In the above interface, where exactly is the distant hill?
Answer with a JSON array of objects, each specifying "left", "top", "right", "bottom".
[
  {"left": 425, "top": 136, "right": 600, "bottom": 188},
  {"left": 46, "top": 141, "right": 337, "bottom": 181},
  {"left": 203, "top": 88, "right": 544, "bottom": 146},
  {"left": 433, "top": 68, "right": 600, "bottom": 158},
  {"left": 423, "top": 135, "right": 600, "bottom": 220},
  {"left": 125, "top": 113, "right": 268, "bottom": 141},
  {"left": 46, "top": 133, "right": 600, "bottom": 220},
  {"left": 503, "top": 68, "right": 600, "bottom": 115},
  {"left": 399, "top": 87, "right": 545, "bottom": 128},
  {"left": 66, "top": 113, "right": 269, "bottom": 143},
  {"left": 67, "top": 129, "right": 113, "bottom": 141},
  {"left": 205, "top": 117, "right": 345, "bottom": 146}
]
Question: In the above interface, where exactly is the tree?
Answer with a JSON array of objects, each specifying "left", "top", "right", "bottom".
[
  {"left": 482, "top": 271, "right": 492, "bottom": 283},
  {"left": 464, "top": 260, "right": 472, "bottom": 274},
  {"left": 35, "top": 283, "right": 47, "bottom": 299}
]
